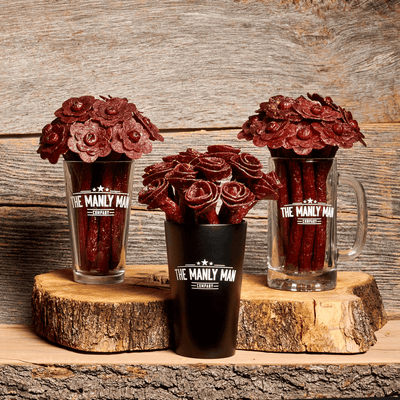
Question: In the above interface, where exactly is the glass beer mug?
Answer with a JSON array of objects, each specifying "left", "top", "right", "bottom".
[{"left": 267, "top": 157, "right": 367, "bottom": 292}]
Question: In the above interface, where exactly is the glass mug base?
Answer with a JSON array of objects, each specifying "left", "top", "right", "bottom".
[
  {"left": 73, "top": 270, "right": 125, "bottom": 285},
  {"left": 267, "top": 268, "right": 337, "bottom": 292}
]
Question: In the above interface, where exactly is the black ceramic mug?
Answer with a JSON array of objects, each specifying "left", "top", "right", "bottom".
[{"left": 164, "top": 221, "right": 247, "bottom": 359}]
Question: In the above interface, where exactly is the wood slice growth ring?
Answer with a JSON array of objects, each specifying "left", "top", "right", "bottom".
[{"left": 32, "top": 265, "right": 386, "bottom": 354}]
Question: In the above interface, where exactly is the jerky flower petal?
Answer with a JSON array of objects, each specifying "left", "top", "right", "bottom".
[
  {"left": 91, "top": 97, "right": 136, "bottom": 127},
  {"left": 185, "top": 180, "right": 221, "bottom": 224},
  {"left": 219, "top": 181, "right": 257, "bottom": 224},
  {"left": 54, "top": 96, "right": 95, "bottom": 124},
  {"left": 230, "top": 153, "right": 264, "bottom": 181},
  {"left": 293, "top": 96, "right": 341, "bottom": 122},
  {"left": 37, "top": 120, "right": 70, "bottom": 164},
  {"left": 110, "top": 118, "right": 153, "bottom": 159},
  {"left": 68, "top": 120, "right": 112, "bottom": 163},
  {"left": 194, "top": 156, "right": 232, "bottom": 182}
]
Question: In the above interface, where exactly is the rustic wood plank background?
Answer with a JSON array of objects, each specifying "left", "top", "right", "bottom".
[{"left": 1, "top": 0, "right": 400, "bottom": 325}]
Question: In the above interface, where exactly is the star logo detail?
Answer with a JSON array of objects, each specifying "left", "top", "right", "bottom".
[
  {"left": 97, "top": 185, "right": 104, "bottom": 192},
  {"left": 201, "top": 259, "right": 208, "bottom": 266}
]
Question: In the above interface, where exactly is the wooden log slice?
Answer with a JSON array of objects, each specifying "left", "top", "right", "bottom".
[
  {"left": 32, "top": 266, "right": 386, "bottom": 353},
  {"left": 237, "top": 271, "right": 387, "bottom": 354},
  {"left": 32, "top": 265, "right": 172, "bottom": 353}
]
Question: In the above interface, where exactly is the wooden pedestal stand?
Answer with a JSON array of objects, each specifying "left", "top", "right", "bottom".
[{"left": 32, "top": 265, "right": 386, "bottom": 354}]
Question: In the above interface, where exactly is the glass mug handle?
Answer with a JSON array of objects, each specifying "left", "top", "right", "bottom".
[{"left": 338, "top": 173, "right": 368, "bottom": 261}]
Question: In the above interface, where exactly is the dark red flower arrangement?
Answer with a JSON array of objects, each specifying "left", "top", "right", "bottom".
[
  {"left": 38, "top": 96, "right": 163, "bottom": 276},
  {"left": 238, "top": 93, "right": 365, "bottom": 157},
  {"left": 38, "top": 95, "right": 163, "bottom": 164},
  {"left": 238, "top": 93, "right": 366, "bottom": 272},
  {"left": 138, "top": 145, "right": 283, "bottom": 225}
]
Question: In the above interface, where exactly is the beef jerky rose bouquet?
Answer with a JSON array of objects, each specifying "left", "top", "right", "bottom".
[
  {"left": 138, "top": 145, "right": 283, "bottom": 225},
  {"left": 238, "top": 93, "right": 366, "bottom": 272},
  {"left": 38, "top": 95, "right": 164, "bottom": 279}
]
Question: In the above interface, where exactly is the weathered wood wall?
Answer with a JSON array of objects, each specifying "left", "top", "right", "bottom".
[{"left": 1, "top": 0, "right": 400, "bottom": 325}]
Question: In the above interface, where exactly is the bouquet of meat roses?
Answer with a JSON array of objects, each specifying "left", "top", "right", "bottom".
[
  {"left": 237, "top": 93, "right": 366, "bottom": 272},
  {"left": 138, "top": 145, "right": 282, "bottom": 225},
  {"left": 38, "top": 95, "right": 164, "bottom": 276}
]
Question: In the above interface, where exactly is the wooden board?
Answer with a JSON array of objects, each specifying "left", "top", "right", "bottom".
[
  {"left": 32, "top": 265, "right": 387, "bottom": 353},
  {"left": 1, "top": 321, "right": 400, "bottom": 399},
  {"left": 1, "top": 0, "right": 400, "bottom": 134}
]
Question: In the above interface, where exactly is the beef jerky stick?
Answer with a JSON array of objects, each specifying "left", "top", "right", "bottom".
[
  {"left": 285, "top": 160, "right": 304, "bottom": 271},
  {"left": 299, "top": 162, "right": 317, "bottom": 271},
  {"left": 96, "top": 163, "right": 115, "bottom": 274}
]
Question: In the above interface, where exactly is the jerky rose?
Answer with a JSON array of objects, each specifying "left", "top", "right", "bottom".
[
  {"left": 250, "top": 172, "right": 283, "bottom": 201},
  {"left": 54, "top": 96, "right": 95, "bottom": 124},
  {"left": 110, "top": 118, "right": 152, "bottom": 159},
  {"left": 204, "top": 144, "right": 241, "bottom": 161},
  {"left": 142, "top": 161, "right": 178, "bottom": 186},
  {"left": 91, "top": 97, "right": 136, "bottom": 127},
  {"left": 219, "top": 181, "right": 257, "bottom": 224},
  {"left": 283, "top": 121, "right": 325, "bottom": 156},
  {"left": 37, "top": 120, "right": 69, "bottom": 164},
  {"left": 259, "top": 95, "right": 302, "bottom": 122},
  {"left": 138, "top": 178, "right": 184, "bottom": 224},
  {"left": 312, "top": 120, "right": 361, "bottom": 149},
  {"left": 134, "top": 111, "right": 164, "bottom": 142},
  {"left": 68, "top": 120, "right": 112, "bottom": 163},
  {"left": 293, "top": 96, "right": 341, "bottom": 121},
  {"left": 230, "top": 153, "right": 264, "bottom": 181},
  {"left": 193, "top": 156, "right": 232, "bottom": 182},
  {"left": 163, "top": 148, "right": 203, "bottom": 164},
  {"left": 185, "top": 180, "right": 221, "bottom": 224},
  {"left": 166, "top": 163, "right": 198, "bottom": 192}
]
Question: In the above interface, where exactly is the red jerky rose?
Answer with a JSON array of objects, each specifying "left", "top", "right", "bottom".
[
  {"left": 138, "top": 178, "right": 184, "bottom": 223},
  {"left": 258, "top": 95, "right": 302, "bottom": 122},
  {"left": 193, "top": 156, "right": 232, "bottom": 182},
  {"left": 230, "top": 153, "right": 264, "bottom": 181},
  {"left": 283, "top": 121, "right": 325, "bottom": 156},
  {"left": 37, "top": 120, "right": 70, "bottom": 164},
  {"left": 91, "top": 97, "right": 136, "bottom": 127},
  {"left": 219, "top": 181, "right": 257, "bottom": 224},
  {"left": 250, "top": 172, "right": 283, "bottom": 201},
  {"left": 293, "top": 96, "right": 341, "bottom": 122},
  {"left": 237, "top": 115, "right": 266, "bottom": 142},
  {"left": 255, "top": 120, "right": 291, "bottom": 149},
  {"left": 166, "top": 163, "right": 198, "bottom": 192},
  {"left": 312, "top": 120, "right": 361, "bottom": 149},
  {"left": 142, "top": 161, "right": 178, "bottom": 186},
  {"left": 54, "top": 96, "right": 95, "bottom": 124},
  {"left": 110, "top": 118, "right": 152, "bottom": 159},
  {"left": 68, "top": 120, "right": 112, "bottom": 163},
  {"left": 163, "top": 148, "right": 203, "bottom": 164},
  {"left": 133, "top": 111, "right": 164, "bottom": 142},
  {"left": 185, "top": 180, "right": 221, "bottom": 224},
  {"left": 204, "top": 144, "right": 241, "bottom": 161}
]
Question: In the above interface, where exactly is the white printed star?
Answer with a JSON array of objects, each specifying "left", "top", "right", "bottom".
[
  {"left": 97, "top": 185, "right": 104, "bottom": 192},
  {"left": 307, "top": 198, "right": 314, "bottom": 204},
  {"left": 201, "top": 259, "right": 208, "bottom": 266}
]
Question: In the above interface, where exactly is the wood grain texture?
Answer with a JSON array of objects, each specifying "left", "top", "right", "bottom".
[
  {"left": 32, "top": 266, "right": 386, "bottom": 353},
  {"left": 1, "top": 124, "right": 400, "bottom": 324},
  {"left": 1, "top": 0, "right": 400, "bottom": 134},
  {"left": 1, "top": 322, "right": 400, "bottom": 399}
]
